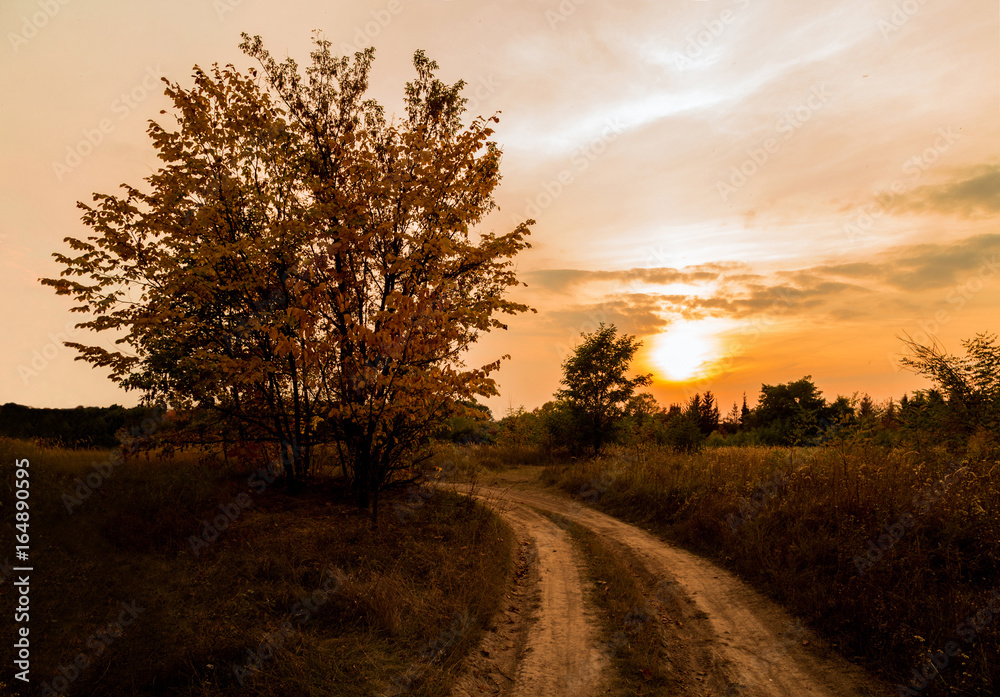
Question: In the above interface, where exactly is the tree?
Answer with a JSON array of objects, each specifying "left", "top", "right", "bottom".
[
  {"left": 696, "top": 390, "right": 720, "bottom": 435},
  {"left": 441, "top": 400, "right": 495, "bottom": 445},
  {"left": 42, "top": 34, "right": 533, "bottom": 522},
  {"left": 556, "top": 323, "right": 652, "bottom": 455},
  {"left": 621, "top": 392, "right": 662, "bottom": 448},
  {"left": 857, "top": 393, "right": 875, "bottom": 421},
  {"left": 899, "top": 332, "right": 1000, "bottom": 436},
  {"left": 537, "top": 400, "right": 577, "bottom": 452},
  {"left": 753, "top": 376, "right": 830, "bottom": 445},
  {"left": 827, "top": 395, "right": 856, "bottom": 426},
  {"left": 721, "top": 401, "right": 740, "bottom": 434},
  {"left": 626, "top": 392, "right": 660, "bottom": 423},
  {"left": 659, "top": 404, "right": 703, "bottom": 452}
]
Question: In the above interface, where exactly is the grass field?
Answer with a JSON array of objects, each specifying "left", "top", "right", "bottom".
[
  {"left": 533, "top": 440, "right": 1000, "bottom": 696},
  {"left": 0, "top": 438, "right": 513, "bottom": 696}
]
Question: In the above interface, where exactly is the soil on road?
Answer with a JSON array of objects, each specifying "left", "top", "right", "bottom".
[{"left": 446, "top": 469, "right": 891, "bottom": 697}]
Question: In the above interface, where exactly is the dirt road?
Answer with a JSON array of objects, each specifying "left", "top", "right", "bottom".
[
  {"left": 448, "top": 473, "right": 889, "bottom": 697},
  {"left": 449, "top": 500, "right": 610, "bottom": 696}
]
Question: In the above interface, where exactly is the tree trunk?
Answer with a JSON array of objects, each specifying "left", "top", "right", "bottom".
[
  {"left": 280, "top": 443, "right": 296, "bottom": 484},
  {"left": 354, "top": 472, "right": 369, "bottom": 512},
  {"left": 281, "top": 440, "right": 304, "bottom": 494}
]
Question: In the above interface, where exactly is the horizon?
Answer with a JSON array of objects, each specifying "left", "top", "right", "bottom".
[{"left": 2, "top": 0, "right": 998, "bottom": 415}]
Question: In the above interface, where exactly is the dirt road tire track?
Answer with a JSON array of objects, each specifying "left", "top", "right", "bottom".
[
  {"left": 450, "top": 497, "right": 610, "bottom": 696},
  {"left": 452, "top": 479, "right": 890, "bottom": 697}
]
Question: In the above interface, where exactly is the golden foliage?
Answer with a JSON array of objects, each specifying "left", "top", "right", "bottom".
[{"left": 42, "top": 35, "right": 533, "bottom": 519}]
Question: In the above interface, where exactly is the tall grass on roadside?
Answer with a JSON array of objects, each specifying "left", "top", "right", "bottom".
[
  {"left": 458, "top": 442, "right": 553, "bottom": 470},
  {"left": 540, "top": 442, "right": 1000, "bottom": 697},
  {"left": 0, "top": 437, "right": 514, "bottom": 696}
]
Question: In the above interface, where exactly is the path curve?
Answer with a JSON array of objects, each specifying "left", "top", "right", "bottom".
[
  {"left": 456, "top": 478, "right": 889, "bottom": 697},
  {"left": 449, "top": 494, "right": 610, "bottom": 696}
]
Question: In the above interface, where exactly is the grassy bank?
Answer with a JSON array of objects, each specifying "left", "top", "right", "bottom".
[
  {"left": 538, "top": 442, "right": 999, "bottom": 696},
  {"left": 0, "top": 438, "right": 513, "bottom": 696}
]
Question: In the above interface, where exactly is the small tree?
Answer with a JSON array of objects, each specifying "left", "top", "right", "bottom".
[
  {"left": 753, "top": 376, "right": 829, "bottom": 445},
  {"left": 721, "top": 401, "right": 740, "bottom": 435},
  {"left": 697, "top": 390, "right": 720, "bottom": 435},
  {"left": 556, "top": 323, "right": 652, "bottom": 455},
  {"left": 659, "top": 405, "right": 703, "bottom": 452},
  {"left": 899, "top": 332, "right": 1000, "bottom": 436},
  {"left": 621, "top": 392, "right": 662, "bottom": 450}
]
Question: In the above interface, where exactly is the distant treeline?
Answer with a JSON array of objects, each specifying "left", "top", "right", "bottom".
[
  {"left": 442, "top": 330, "right": 1000, "bottom": 455},
  {"left": 443, "top": 374, "right": 999, "bottom": 454},
  {"left": 0, "top": 403, "right": 161, "bottom": 449}
]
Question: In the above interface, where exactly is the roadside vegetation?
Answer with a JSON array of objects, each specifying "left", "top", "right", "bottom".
[
  {"left": 443, "top": 327, "right": 1000, "bottom": 696},
  {"left": 6, "top": 32, "right": 530, "bottom": 697},
  {"left": 542, "top": 442, "right": 998, "bottom": 697},
  {"left": 0, "top": 437, "right": 513, "bottom": 696}
]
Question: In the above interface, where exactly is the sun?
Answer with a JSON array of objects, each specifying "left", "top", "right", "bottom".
[{"left": 651, "top": 321, "right": 719, "bottom": 382}]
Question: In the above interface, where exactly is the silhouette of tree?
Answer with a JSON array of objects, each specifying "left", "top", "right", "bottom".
[
  {"left": 43, "top": 35, "right": 532, "bottom": 522},
  {"left": 557, "top": 323, "right": 652, "bottom": 455}
]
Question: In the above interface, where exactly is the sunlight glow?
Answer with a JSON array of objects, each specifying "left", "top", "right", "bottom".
[{"left": 652, "top": 321, "right": 721, "bottom": 382}]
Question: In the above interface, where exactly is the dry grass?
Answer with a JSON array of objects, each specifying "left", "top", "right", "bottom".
[
  {"left": 448, "top": 443, "right": 552, "bottom": 471},
  {"left": 540, "top": 442, "right": 1000, "bottom": 696},
  {"left": 0, "top": 438, "right": 514, "bottom": 696}
]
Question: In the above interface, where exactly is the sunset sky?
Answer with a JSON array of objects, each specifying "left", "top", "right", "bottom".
[{"left": 2, "top": 0, "right": 998, "bottom": 416}]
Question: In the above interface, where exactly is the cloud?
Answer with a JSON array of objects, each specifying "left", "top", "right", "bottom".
[
  {"left": 544, "top": 295, "right": 671, "bottom": 339},
  {"left": 527, "top": 234, "right": 1000, "bottom": 335},
  {"left": 816, "top": 233, "right": 1000, "bottom": 291},
  {"left": 525, "top": 261, "right": 748, "bottom": 293},
  {"left": 883, "top": 164, "right": 1000, "bottom": 218}
]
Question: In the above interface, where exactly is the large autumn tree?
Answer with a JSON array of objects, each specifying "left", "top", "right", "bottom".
[{"left": 42, "top": 34, "right": 533, "bottom": 521}]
